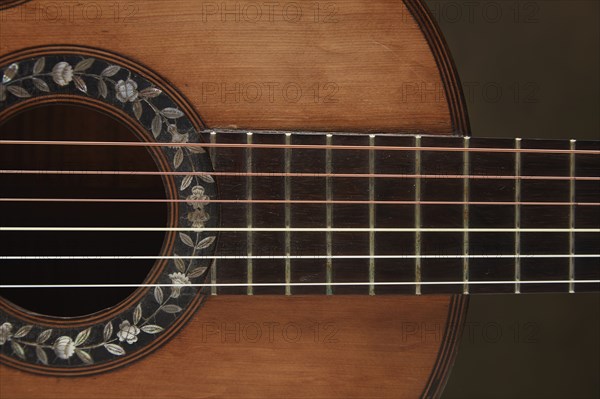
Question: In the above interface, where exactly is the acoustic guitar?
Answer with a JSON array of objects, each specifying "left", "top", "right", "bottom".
[{"left": 0, "top": 1, "right": 598, "bottom": 398}]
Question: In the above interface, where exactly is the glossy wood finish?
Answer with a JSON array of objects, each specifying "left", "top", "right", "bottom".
[
  {"left": 0, "top": 296, "right": 464, "bottom": 399},
  {"left": 0, "top": 0, "right": 471, "bottom": 397},
  {"left": 0, "top": 0, "right": 467, "bottom": 135}
]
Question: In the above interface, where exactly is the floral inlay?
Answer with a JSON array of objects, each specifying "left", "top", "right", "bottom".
[{"left": 0, "top": 54, "right": 218, "bottom": 369}]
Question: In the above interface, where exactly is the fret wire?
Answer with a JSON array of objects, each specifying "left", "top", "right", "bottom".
[
  {"left": 4, "top": 138, "right": 599, "bottom": 155},
  {"left": 3, "top": 280, "right": 598, "bottom": 289},
  {"left": 569, "top": 140, "right": 576, "bottom": 293},
  {"left": 369, "top": 135, "right": 376, "bottom": 296},
  {"left": 463, "top": 137, "right": 470, "bottom": 295},
  {"left": 515, "top": 138, "right": 522, "bottom": 294},
  {"left": 415, "top": 136, "right": 422, "bottom": 295},
  {"left": 285, "top": 134, "right": 292, "bottom": 296},
  {"left": 246, "top": 133, "right": 254, "bottom": 295},
  {"left": 209, "top": 132, "right": 218, "bottom": 296},
  {"left": 326, "top": 134, "right": 333, "bottom": 295},
  {"left": 3, "top": 169, "right": 598, "bottom": 182}
]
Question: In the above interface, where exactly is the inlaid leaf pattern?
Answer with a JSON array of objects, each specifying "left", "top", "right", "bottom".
[
  {"left": 36, "top": 346, "right": 48, "bottom": 365},
  {"left": 74, "top": 58, "right": 95, "bottom": 72},
  {"left": 133, "top": 304, "right": 143, "bottom": 325},
  {"left": 103, "top": 323, "right": 113, "bottom": 342},
  {"left": 75, "top": 349, "right": 94, "bottom": 365},
  {"left": 196, "top": 236, "right": 216, "bottom": 250},
  {"left": 32, "top": 77, "right": 50, "bottom": 92},
  {"left": 14, "top": 325, "right": 33, "bottom": 338},
  {"left": 101, "top": 65, "right": 120, "bottom": 77},
  {"left": 104, "top": 343, "right": 126, "bottom": 356},
  {"left": 98, "top": 79, "right": 108, "bottom": 99},
  {"left": 37, "top": 329, "right": 53, "bottom": 344},
  {"left": 161, "top": 107, "right": 184, "bottom": 119},
  {"left": 33, "top": 57, "right": 45, "bottom": 75},
  {"left": 0, "top": 55, "right": 218, "bottom": 369},
  {"left": 139, "top": 87, "right": 162, "bottom": 98},
  {"left": 141, "top": 325, "right": 164, "bottom": 334},
  {"left": 7, "top": 85, "right": 30, "bottom": 98},
  {"left": 75, "top": 328, "right": 91, "bottom": 346},
  {"left": 179, "top": 233, "right": 195, "bottom": 248},
  {"left": 11, "top": 341, "right": 25, "bottom": 360},
  {"left": 188, "top": 267, "right": 208, "bottom": 279},
  {"left": 162, "top": 305, "right": 182, "bottom": 314},
  {"left": 73, "top": 76, "right": 87, "bottom": 93},
  {"left": 181, "top": 175, "right": 194, "bottom": 191},
  {"left": 154, "top": 286, "right": 164, "bottom": 304}
]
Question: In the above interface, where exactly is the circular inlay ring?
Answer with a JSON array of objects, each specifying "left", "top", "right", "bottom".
[{"left": 0, "top": 49, "right": 218, "bottom": 375}]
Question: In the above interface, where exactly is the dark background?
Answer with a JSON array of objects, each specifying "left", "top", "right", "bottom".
[{"left": 421, "top": 1, "right": 600, "bottom": 398}]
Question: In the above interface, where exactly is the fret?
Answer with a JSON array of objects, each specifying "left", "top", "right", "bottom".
[
  {"left": 573, "top": 140, "right": 600, "bottom": 292},
  {"left": 415, "top": 135, "right": 422, "bottom": 295},
  {"left": 420, "top": 136, "right": 464, "bottom": 294},
  {"left": 515, "top": 138, "right": 522, "bottom": 294},
  {"left": 202, "top": 131, "right": 247, "bottom": 295},
  {"left": 246, "top": 133, "right": 254, "bottom": 295},
  {"left": 290, "top": 134, "right": 327, "bottom": 294},
  {"left": 369, "top": 135, "right": 376, "bottom": 296},
  {"left": 209, "top": 131, "right": 218, "bottom": 296},
  {"left": 285, "top": 133, "right": 292, "bottom": 296},
  {"left": 569, "top": 139, "right": 576, "bottom": 293},
  {"left": 248, "top": 133, "right": 286, "bottom": 295},
  {"left": 463, "top": 137, "right": 470, "bottom": 295},
  {"left": 520, "top": 139, "right": 570, "bottom": 293},
  {"left": 468, "top": 138, "right": 516, "bottom": 293},
  {"left": 200, "top": 131, "right": 598, "bottom": 296},
  {"left": 374, "top": 135, "right": 415, "bottom": 294},
  {"left": 326, "top": 134, "right": 333, "bottom": 295},
  {"left": 331, "top": 134, "right": 370, "bottom": 294}
]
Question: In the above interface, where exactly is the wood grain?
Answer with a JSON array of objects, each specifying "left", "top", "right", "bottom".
[
  {"left": 0, "top": 296, "right": 453, "bottom": 399},
  {"left": 0, "top": 0, "right": 461, "bottom": 134},
  {"left": 0, "top": 0, "right": 471, "bottom": 396}
]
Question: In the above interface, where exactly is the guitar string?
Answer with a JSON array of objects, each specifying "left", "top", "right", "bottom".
[
  {"left": 1, "top": 139, "right": 599, "bottom": 155},
  {"left": 2, "top": 255, "right": 598, "bottom": 260},
  {"left": 1, "top": 227, "right": 598, "bottom": 232},
  {"left": 2, "top": 142, "right": 596, "bottom": 290},
  {"left": 1, "top": 198, "right": 598, "bottom": 206},
  {"left": 1, "top": 281, "right": 599, "bottom": 289},
  {"left": 2, "top": 169, "right": 600, "bottom": 182}
]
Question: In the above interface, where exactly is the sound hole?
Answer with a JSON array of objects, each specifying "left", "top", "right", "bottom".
[{"left": 0, "top": 104, "right": 168, "bottom": 317}]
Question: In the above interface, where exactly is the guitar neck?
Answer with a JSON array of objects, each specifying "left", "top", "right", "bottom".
[{"left": 204, "top": 130, "right": 599, "bottom": 296}]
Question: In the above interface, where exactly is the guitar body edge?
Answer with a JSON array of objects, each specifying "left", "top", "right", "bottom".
[{"left": 0, "top": 295, "right": 469, "bottom": 399}]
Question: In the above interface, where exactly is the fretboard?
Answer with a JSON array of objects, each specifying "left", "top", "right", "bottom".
[{"left": 204, "top": 130, "right": 600, "bottom": 295}]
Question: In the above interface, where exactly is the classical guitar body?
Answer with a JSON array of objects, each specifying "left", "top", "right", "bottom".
[{"left": 0, "top": 1, "right": 597, "bottom": 398}]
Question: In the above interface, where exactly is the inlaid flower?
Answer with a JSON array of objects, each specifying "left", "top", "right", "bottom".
[
  {"left": 168, "top": 124, "right": 189, "bottom": 144},
  {"left": 117, "top": 321, "right": 140, "bottom": 344},
  {"left": 0, "top": 322, "right": 12, "bottom": 345},
  {"left": 53, "top": 336, "right": 75, "bottom": 359},
  {"left": 187, "top": 186, "right": 209, "bottom": 210},
  {"left": 51, "top": 62, "right": 74, "bottom": 86},
  {"left": 187, "top": 209, "right": 210, "bottom": 229},
  {"left": 115, "top": 79, "right": 139, "bottom": 103},
  {"left": 169, "top": 272, "right": 191, "bottom": 298}
]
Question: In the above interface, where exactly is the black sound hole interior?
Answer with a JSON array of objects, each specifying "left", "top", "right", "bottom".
[{"left": 0, "top": 104, "right": 168, "bottom": 317}]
